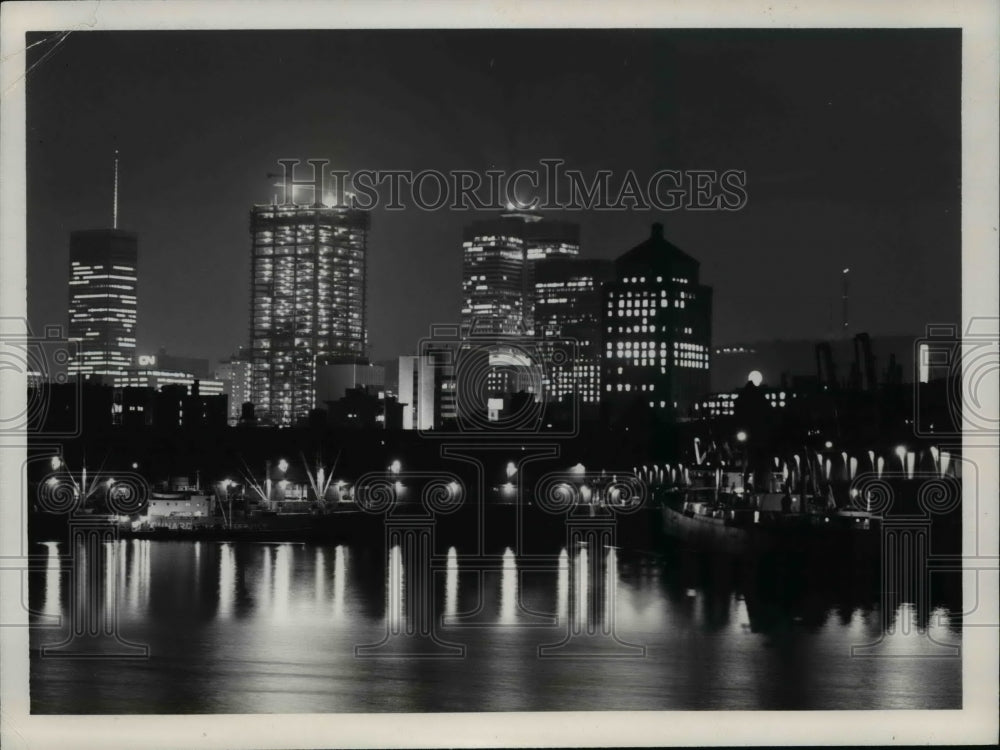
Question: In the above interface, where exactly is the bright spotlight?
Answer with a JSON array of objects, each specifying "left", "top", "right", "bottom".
[{"left": 736, "top": 431, "right": 748, "bottom": 443}]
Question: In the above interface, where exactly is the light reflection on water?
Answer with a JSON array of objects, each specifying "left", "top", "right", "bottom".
[
  {"left": 332, "top": 545, "right": 347, "bottom": 621},
  {"left": 444, "top": 547, "right": 458, "bottom": 620},
  {"left": 29, "top": 539, "right": 962, "bottom": 713},
  {"left": 499, "top": 548, "right": 516, "bottom": 625},
  {"left": 42, "top": 542, "right": 61, "bottom": 620}
]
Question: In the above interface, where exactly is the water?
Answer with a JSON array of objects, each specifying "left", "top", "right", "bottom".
[{"left": 29, "top": 538, "right": 961, "bottom": 713}]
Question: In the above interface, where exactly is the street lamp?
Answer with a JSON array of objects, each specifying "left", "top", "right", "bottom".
[
  {"left": 736, "top": 430, "right": 748, "bottom": 443},
  {"left": 277, "top": 458, "right": 289, "bottom": 473},
  {"left": 506, "top": 462, "right": 517, "bottom": 479},
  {"left": 50, "top": 456, "right": 62, "bottom": 471},
  {"left": 389, "top": 459, "right": 401, "bottom": 475}
]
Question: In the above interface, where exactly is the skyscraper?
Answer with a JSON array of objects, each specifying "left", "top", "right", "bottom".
[
  {"left": 67, "top": 229, "right": 139, "bottom": 380},
  {"left": 215, "top": 348, "right": 253, "bottom": 425},
  {"left": 460, "top": 211, "right": 580, "bottom": 336},
  {"left": 534, "top": 257, "right": 614, "bottom": 404},
  {"left": 249, "top": 204, "right": 369, "bottom": 425},
  {"left": 601, "top": 223, "right": 712, "bottom": 419}
]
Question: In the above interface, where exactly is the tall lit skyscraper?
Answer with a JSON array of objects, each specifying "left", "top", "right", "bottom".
[
  {"left": 67, "top": 229, "right": 139, "bottom": 379},
  {"left": 461, "top": 211, "right": 579, "bottom": 336},
  {"left": 534, "top": 257, "right": 614, "bottom": 404},
  {"left": 461, "top": 217, "right": 527, "bottom": 336},
  {"left": 67, "top": 153, "right": 138, "bottom": 381},
  {"left": 249, "top": 204, "right": 369, "bottom": 425},
  {"left": 602, "top": 223, "right": 712, "bottom": 418}
]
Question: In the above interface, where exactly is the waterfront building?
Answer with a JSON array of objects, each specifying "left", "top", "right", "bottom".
[
  {"left": 695, "top": 387, "right": 799, "bottom": 419},
  {"left": 120, "top": 382, "right": 228, "bottom": 430},
  {"left": 248, "top": 204, "right": 369, "bottom": 425},
  {"left": 601, "top": 223, "right": 713, "bottom": 420},
  {"left": 67, "top": 229, "right": 138, "bottom": 380}
]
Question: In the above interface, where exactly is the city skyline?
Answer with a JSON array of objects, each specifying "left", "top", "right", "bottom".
[
  {"left": 6, "top": 6, "right": 996, "bottom": 741},
  {"left": 26, "top": 29, "right": 961, "bottom": 366}
]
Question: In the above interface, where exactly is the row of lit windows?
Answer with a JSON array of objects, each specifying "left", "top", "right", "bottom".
[{"left": 619, "top": 276, "right": 687, "bottom": 284}]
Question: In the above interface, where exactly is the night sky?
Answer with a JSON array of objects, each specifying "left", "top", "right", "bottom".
[{"left": 26, "top": 29, "right": 960, "bottom": 366}]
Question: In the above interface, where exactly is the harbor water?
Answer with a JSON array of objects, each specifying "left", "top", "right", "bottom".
[{"left": 29, "top": 537, "right": 961, "bottom": 713}]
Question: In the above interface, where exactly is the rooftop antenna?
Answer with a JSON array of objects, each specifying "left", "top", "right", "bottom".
[{"left": 112, "top": 149, "right": 120, "bottom": 229}]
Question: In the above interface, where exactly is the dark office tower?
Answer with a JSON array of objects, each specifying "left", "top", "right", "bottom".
[
  {"left": 520, "top": 213, "right": 581, "bottom": 334},
  {"left": 461, "top": 211, "right": 580, "bottom": 337},
  {"left": 67, "top": 229, "right": 139, "bottom": 379},
  {"left": 461, "top": 217, "right": 527, "bottom": 336},
  {"left": 534, "top": 257, "right": 614, "bottom": 405},
  {"left": 249, "top": 204, "right": 369, "bottom": 426},
  {"left": 601, "top": 223, "right": 713, "bottom": 420}
]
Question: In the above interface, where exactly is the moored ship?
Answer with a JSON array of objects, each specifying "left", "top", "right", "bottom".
[{"left": 656, "top": 467, "right": 881, "bottom": 559}]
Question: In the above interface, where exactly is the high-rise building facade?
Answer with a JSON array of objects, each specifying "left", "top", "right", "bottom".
[
  {"left": 249, "top": 204, "right": 369, "bottom": 425},
  {"left": 461, "top": 218, "right": 527, "bottom": 337},
  {"left": 520, "top": 214, "right": 581, "bottom": 334},
  {"left": 67, "top": 229, "right": 139, "bottom": 379},
  {"left": 461, "top": 211, "right": 580, "bottom": 337},
  {"left": 534, "top": 257, "right": 614, "bottom": 404},
  {"left": 398, "top": 355, "right": 436, "bottom": 431},
  {"left": 601, "top": 223, "right": 712, "bottom": 418},
  {"left": 398, "top": 346, "right": 457, "bottom": 430},
  {"left": 215, "top": 349, "right": 253, "bottom": 425}
]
